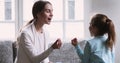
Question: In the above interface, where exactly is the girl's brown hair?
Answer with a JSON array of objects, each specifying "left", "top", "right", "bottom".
[{"left": 91, "top": 14, "right": 116, "bottom": 51}]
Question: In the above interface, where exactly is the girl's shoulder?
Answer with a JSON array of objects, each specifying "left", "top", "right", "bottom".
[{"left": 87, "top": 36, "right": 107, "bottom": 43}]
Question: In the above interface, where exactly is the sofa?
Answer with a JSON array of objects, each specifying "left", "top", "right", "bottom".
[
  {"left": 0, "top": 40, "right": 86, "bottom": 63},
  {"left": 0, "top": 40, "right": 17, "bottom": 63},
  {"left": 48, "top": 40, "right": 86, "bottom": 63}
]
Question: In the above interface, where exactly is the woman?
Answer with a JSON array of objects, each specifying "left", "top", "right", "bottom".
[
  {"left": 16, "top": 1, "right": 62, "bottom": 63},
  {"left": 71, "top": 14, "right": 116, "bottom": 63}
]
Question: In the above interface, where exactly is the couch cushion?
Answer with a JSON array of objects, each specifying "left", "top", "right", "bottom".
[{"left": 0, "top": 41, "right": 13, "bottom": 63}]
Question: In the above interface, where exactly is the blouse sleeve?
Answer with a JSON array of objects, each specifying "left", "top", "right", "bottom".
[
  {"left": 74, "top": 41, "right": 91, "bottom": 63},
  {"left": 75, "top": 44, "right": 84, "bottom": 60},
  {"left": 19, "top": 32, "right": 53, "bottom": 63},
  {"left": 44, "top": 30, "right": 51, "bottom": 63},
  {"left": 82, "top": 42, "right": 91, "bottom": 63}
]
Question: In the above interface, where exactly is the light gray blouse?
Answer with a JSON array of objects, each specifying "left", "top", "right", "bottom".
[{"left": 16, "top": 22, "right": 53, "bottom": 63}]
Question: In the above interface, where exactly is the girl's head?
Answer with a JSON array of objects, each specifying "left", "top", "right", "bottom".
[
  {"left": 89, "top": 14, "right": 116, "bottom": 50},
  {"left": 28, "top": 0, "right": 53, "bottom": 25}
]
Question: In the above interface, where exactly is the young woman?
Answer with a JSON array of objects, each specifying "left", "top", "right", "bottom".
[
  {"left": 16, "top": 1, "right": 62, "bottom": 63},
  {"left": 71, "top": 14, "right": 116, "bottom": 63}
]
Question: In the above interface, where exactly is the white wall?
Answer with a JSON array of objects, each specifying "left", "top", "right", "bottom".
[{"left": 84, "top": 0, "right": 120, "bottom": 63}]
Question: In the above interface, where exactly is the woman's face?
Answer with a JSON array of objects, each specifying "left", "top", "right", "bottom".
[{"left": 37, "top": 3, "right": 53, "bottom": 25}]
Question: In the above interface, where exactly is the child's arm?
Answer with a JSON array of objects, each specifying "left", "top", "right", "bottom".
[
  {"left": 71, "top": 38, "right": 84, "bottom": 60},
  {"left": 82, "top": 42, "right": 91, "bottom": 63},
  {"left": 74, "top": 44, "right": 84, "bottom": 59}
]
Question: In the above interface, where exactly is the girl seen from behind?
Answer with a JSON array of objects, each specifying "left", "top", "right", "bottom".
[{"left": 71, "top": 14, "right": 116, "bottom": 63}]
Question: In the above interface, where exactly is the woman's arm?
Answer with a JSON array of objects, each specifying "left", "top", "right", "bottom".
[{"left": 19, "top": 32, "right": 54, "bottom": 63}]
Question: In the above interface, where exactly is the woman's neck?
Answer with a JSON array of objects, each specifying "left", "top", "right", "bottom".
[{"left": 34, "top": 20, "right": 44, "bottom": 33}]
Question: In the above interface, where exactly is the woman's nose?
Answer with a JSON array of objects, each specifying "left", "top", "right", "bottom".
[{"left": 50, "top": 12, "right": 53, "bottom": 17}]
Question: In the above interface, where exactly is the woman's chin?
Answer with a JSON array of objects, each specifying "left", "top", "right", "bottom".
[{"left": 46, "top": 22, "right": 51, "bottom": 25}]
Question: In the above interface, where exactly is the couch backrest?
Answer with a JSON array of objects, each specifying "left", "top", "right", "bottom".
[{"left": 49, "top": 40, "right": 86, "bottom": 63}]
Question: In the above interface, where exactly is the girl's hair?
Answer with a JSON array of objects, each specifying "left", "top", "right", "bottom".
[
  {"left": 91, "top": 14, "right": 116, "bottom": 50},
  {"left": 27, "top": 0, "right": 52, "bottom": 25}
]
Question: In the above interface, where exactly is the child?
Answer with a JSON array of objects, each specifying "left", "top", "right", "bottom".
[{"left": 71, "top": 14, "right": 116, "bottom": 63}]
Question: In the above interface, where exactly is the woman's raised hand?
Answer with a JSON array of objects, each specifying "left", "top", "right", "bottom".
[{"left": 52, "top": 39, "right": 62, "bottom": 49}]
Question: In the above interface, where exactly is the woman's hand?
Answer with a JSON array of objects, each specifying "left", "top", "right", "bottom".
[
  {"left": 51, "top": 39, "right": 62, "bottom": 49},
  {"left": 48, "top": 61, "right": 53, "bottom": 63},
  {"left": 71, "top": 38, "right": 78, "bottom": 46}
]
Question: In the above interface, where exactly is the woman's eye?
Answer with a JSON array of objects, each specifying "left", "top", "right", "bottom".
[{"left": 45, "top": 9, "right": 50, "bottom": 13}]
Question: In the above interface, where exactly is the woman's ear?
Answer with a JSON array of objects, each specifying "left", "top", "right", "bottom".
[
  {"left": 36, "top": 12, "right": 40, "bottom": 18},
  {"left": 37, "top": 11, "right": 44, "bottom": 18}
]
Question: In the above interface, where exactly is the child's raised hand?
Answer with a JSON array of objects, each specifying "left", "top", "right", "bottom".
[{"left": 71, "top": 38, "right": 78, "bottom": 46}]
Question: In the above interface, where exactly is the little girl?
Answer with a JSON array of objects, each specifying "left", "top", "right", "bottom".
[{"left": 71, "top": 14, "right": 116, "bottom": 63}]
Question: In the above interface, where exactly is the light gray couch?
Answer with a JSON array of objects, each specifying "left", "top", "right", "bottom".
[
  {"left": 48, "top": 40, "right": 86, "bottom": 63},
  {"left": 0, "top": 40, "right": 86, "bottom": 63},
  {"left": 0, "top": 41, "right": 17, "bottom": 63}
]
